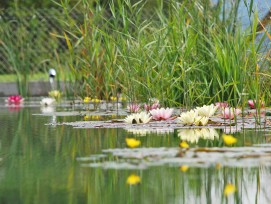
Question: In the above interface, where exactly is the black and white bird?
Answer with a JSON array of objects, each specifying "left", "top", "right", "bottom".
[{"left": 49, "top": 68, "right": 56, "bottom": 90}]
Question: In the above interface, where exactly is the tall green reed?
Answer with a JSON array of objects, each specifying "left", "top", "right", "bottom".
[{"left": 58, "top": 0, "right": 269, "bottom": 107}]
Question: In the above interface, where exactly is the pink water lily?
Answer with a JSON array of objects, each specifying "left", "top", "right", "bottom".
[
  {"left": 6, "top": 95, "right": 24, "bottom": 104},
  {"left": 149, "top": 107, "right": 174, "bottom": 120},
  {"left": 222, "top": 107, "right": 241, "bottom": 119},
  {"left": 144, "top": 102, "right": 160, "bottom": 111},
  {"left": 127, "top": 103, "right": 141, "bottom": 113},
  {"left": 215, "top": 102, "right": 228, "bottom": 109},
  {"left": 248, "top": 99, "right": 264, "bottom": 109}
]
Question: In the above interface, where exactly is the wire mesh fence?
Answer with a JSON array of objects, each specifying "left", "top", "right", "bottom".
[{"left": 0, "top": 7, "right": 82, "bottom": 76}]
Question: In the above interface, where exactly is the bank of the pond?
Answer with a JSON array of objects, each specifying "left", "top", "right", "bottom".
[{"left": 0, "top": 81, "right": 70, "bottom": 97}]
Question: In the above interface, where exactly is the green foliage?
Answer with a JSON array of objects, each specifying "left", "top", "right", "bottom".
[
  {"left": 58, "top": 0, "right": 270, "bottom": 107},
  {"left": 1, "top": 0, "right": 271, "bottom": 106}
]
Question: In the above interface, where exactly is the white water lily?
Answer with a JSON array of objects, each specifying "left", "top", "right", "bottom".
[
  {"left": 124, "top": 112, "right": 152, "bottom": 124},
  {"left": 178, "top": 110, "right": 198, "bottom": 125},
  {"left": 200, "top": 128, "right": 219, "bottom": 140},
  {"left": 196, "top": 104, "right": 218, "bottom": 117},
  {"left": 40, "top": 97, "right": 56, "bottom": 106},
  {"left": 178, "top": 129, "right": 201, "bottom": 143},
  {"left": 178, "top": 128, "right": 219, "bottom": 143},
  {"left": 194, "top": 116, "right": 209, "bottom": 126}
]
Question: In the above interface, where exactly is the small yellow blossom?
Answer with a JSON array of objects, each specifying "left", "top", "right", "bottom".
[
  {"left": 110, "top": 96, "right": 117, "bottom": 101},
  {"left": 119, "top": 96, "right": 126, "bottom": 101},
  {"left": 223, "top": 134, "right": 237, "bottom": 145},
  {"left": 215, "top": 163, "right": 221, "bottom": 170},
  {"left": 179, "top": 141, "right": 189, "bottom": 149},
  {"left": 48, "top": 90, "right": 62, "bottom": 101},
  {"left": 92, "top": 115, "right": 101, "bottom": 120},
  {"left": 84, "top": 115, "right": 91, "bottom": 121},
  {"left": 127, "top": 174, "right": 141, "bottom": 185},
  {"left": 83, "top": 97, "right": 91, "bottom": 103},
  {"left": 180, "top": 165, "right": 189, "bottom": 172},
  {"left": 224, "top": 183, "right": 237, "bottom": 196},
  {"left": 92, "top": 98, "right": 101, "bottom": 103},
  {"left": 126, "top": 138, "right": 141, "bottom": 148}
]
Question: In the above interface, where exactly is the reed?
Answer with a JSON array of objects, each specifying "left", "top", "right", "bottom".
[{"left": 48, "top": 0, "right": 271, "bottom": 107}]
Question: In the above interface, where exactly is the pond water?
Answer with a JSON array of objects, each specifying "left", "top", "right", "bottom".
[{"left": 1, "top": 101, "right": 271, "bottom": 204}]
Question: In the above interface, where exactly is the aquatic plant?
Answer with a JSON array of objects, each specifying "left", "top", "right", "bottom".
[
  {"left": 124, "top": 112, "right": 152, "bottom": 124},
  {"left": 194, "top": 116, "right": 209, "bottom": 126},
  {"left": 5, "top": 95, "right": 24, "bottom": 104},
  {"left": 144, "top": 98, "right": 160, "bottom": 111},
  {"left": 48, "top": 90, "right": 62, "bottom": 102},
  {"left": 125, "top": 138, "right": 141, "bottom": 148},
  {"left": 195, "top": 104, "right": 218, "bottom": 117},
  {"left": 179, "top": 141, "right": 189, "bottom": 149},
  {"left": 178, "top": 128, "right": 219, "bottom": 143},
  {"left": 248, "top": 99, "right": 264, "bottom": 109},
  {"left": 222, "top": 134, "right": 237, "bottom": 145},
  {"left": 149, "top": 107, "right": 174, "bottom": 121},
  {"left": 144, "top": 102, "right": 160, "bottom": 112},
  {"left": 221, "top": 107, "right": 242, "bottom": 119},
  {"left": 126, "top": 174, "right": 141, "bottom": 185},
  {"left": 40, "top": 98, "right": 56, "bottom": 106},
  {"left": 127, "top": 103, "right": 141, "bottom": 113},
  {"left": 179, "top": 165, "right": 189, "bottom": 172},
  {"left": 224, "top": 183, "right": 237, "bottom": 196},
  {"left": 215, "top": 102, "right": 229, "bottom": 109},
  {"left": 83, "top": 97, "right": 91, "bottom": 103},
  {"left": 177, "top": 110, "right": 198, "bottom": 125}
]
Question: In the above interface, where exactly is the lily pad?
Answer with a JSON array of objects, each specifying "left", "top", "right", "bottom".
[{"left": 77, "top": 145, "right": 271, "bottom": 169}]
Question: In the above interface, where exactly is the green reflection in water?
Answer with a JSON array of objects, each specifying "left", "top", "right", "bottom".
[{"left": 0, "top": 107, "right": 270, "bottom": 204}]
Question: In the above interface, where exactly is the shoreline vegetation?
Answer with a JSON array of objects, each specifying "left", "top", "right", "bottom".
[{"left": 1, "top": 0, "right": 271, "bottom": 108}]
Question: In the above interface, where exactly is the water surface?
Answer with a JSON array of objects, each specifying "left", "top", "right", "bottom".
[{"left": 0, "top": 104, "right": 271, "bottom": 203}]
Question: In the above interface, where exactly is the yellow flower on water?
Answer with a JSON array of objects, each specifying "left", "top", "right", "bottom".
[
  {"left": 83, "top": 97, "right": 91, "bottom": 103},
  {"left": 179, "top": 141, "right": 189, "bottom": 149},
  {"left": 92, "top": 98, "right": 101, "bottom": 103},
  {"left": 49, "top": 90, "right": 61, "bottom": 98},
  {"left": 126, "top": 138, "right": 141, "bottom": 148},
  {"left": 180, "top": 165, "right": 189, "bottom": 172},
  {"left": 119, "top": 96, "right": 126, "bottom": 101},
  {"left": 84, "top": 115, "right": 91, "bottom": 121},
  {"left": 215, "top": 163, "right": 221, "bottom": 170},
  {"left": 127, "top": 174, "right": 141, "bottom": 185},
  {"left": 110, "top": 96, "right": 117, "bottom": 101},
  {"left": 223, "top": 134, "right": 237, "bottom": 145},
  {"left": 224, "top": 183, "right": 237, "bottom": 196},
  {"left": 92, "top": 115, "right": 101, "bottom": 120}
]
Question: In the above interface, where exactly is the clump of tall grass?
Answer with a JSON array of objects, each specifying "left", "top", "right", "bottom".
[{"left": 58, "top": 0, "right": 270, "bottom": 108}]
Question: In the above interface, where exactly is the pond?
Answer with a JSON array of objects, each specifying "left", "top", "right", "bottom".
[{"left": 0, "top": 99, "right": 271, "bottom": 204}]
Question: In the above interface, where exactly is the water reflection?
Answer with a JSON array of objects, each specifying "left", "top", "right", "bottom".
[
  {"left": 178, "top": 128, "right": 219, "bottom": 143},
  {"left": 1, "top": 107, "right": 271, "bottom": 203},
  {"left": 40, "top": 106, "right": 56, "bottom": 114},
  {"left": 41, "top": 106, "right": 57, "bottom": 125}
]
